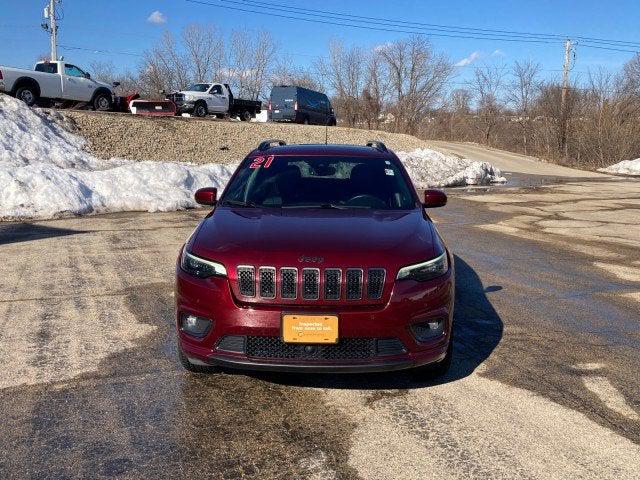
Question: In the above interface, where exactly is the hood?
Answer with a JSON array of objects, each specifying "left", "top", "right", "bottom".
[
  {"left": 190, "top": 207, "right": 439, "bottom": 272},
  {"left": 94, "top": 79, "right": 113, "bottom": 90}
]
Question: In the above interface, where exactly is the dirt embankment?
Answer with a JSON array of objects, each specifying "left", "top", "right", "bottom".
[{"left": 57, "top": 110, "right": 433, "bottom": 164}]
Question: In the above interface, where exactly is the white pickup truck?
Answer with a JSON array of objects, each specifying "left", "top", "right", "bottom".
[
  {"left": 165, "top": 83, "right": 262, "bottom": 120},
  {"left": 0, "top": 60, "right": 116, "bottom": 110}
]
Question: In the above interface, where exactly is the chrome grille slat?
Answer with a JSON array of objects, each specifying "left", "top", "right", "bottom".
[
  {"left": 280, "top": 267, "right": 298, "bottom": 299},
  {"left": 346, "top": 269, "right": 363, "bottom": 300},
  {"left": 367, "top": 268, "right": 386, "bottom": 300},
  {"left": 324, "top": 268, "right": 342, "bottom": 300},
  {"left": 302, "top": 268, "right": 320, "bottom": 300},
  {"left": 259, "top": 267, "right": 276, "bottom": 299},
  {"left": 237, "top": 266, "right": 255, "bottom": 297}
]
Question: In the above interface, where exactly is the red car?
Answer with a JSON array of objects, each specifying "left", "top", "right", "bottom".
[{"left": 176, "top": 140, "right": 454, "bottom": 377}]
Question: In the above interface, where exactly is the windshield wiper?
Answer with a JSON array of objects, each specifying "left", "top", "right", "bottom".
[
  {"left": 221, "top": 199, "right": 259, "bottom": 208},
  {"left": 282, "top": 203, "right": 369, "bottom": 209}
]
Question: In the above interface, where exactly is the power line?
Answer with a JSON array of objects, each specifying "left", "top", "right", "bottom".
[
  {"left": 576, "top": 43, "right": 640, "bottom": 54},
  {"left": 58, "top": 44, "right": 143, "bottom": 57},
  {"left": 185, "top": 0, "right": 558, "bottom": 45},
  {"left": 188, "top": 0, "right": 640, "bottom": 49}
]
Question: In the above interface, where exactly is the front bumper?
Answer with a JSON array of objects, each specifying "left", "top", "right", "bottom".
[
  {"left": 176, "top": 259, "right": 454, "bottom": 373},
  {"left": 174, "top": 100, "right": 195, "bottom": 113}
]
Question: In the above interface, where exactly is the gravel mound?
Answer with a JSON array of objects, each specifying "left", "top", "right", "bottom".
[{"left": 56, "top": 110, "right": 435, "bottom": 164}]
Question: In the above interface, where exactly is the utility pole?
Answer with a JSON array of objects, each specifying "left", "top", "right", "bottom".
[
  {"left": 559, "top": 39, "right": 575, "bottom": 156},
  {"left": 42, "top": 0, "right": 59, "bottom": 61}
]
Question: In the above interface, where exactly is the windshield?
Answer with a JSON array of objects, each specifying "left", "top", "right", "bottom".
[
  {"left": 221, "top": 155, "right": 416, "bottom": 210},
  {"left": 185, "top": 83, "right": 210, "bottom": 92}
]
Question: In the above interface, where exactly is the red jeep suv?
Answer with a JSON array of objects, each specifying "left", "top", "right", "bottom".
[{"left": 176, "top": 140, "right": 454, "bottom": 376}]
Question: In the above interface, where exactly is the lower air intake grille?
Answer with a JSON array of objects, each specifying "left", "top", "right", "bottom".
[
  {"left": 246, "top": 336, "right": 378, "bottom": 360},
  {"left": 216, "top": 335, "right": 246, "bottom": 353},
  {"left": 376, "top": 338, "right": 406, "bottom": 356}
]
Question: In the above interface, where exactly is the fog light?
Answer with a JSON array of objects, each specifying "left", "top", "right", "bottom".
[
  {"left": 181, "top": 314, "right": 212, "bottom": 337},
  {"left": 410, "top": 318, "right": 445, "bottom": 342}
]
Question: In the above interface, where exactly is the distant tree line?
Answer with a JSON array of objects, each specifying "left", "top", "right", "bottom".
[{"left": 86, "top": 23, "right": 640, "bottom": 169}]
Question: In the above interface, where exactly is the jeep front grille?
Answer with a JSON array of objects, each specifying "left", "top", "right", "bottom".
[
  {"left": 367, "top": 268, "right": 386, "bottom": 300},
  {"left": 237, "top": 266, "right": 255, "bottom": 297},
  {"left": 236, "top": 266, "right": 386, "bottom": 301},
  {"left": 259, "top": 267, "right": 276, "bottom": 299},
  {"left": 324, "top": 268, "right": 341, "bottom": 301},
  {"left": 280, "top": 268, "right": 297, "bottom": 299},
  {"left": 346, "top": 269, "right": 363, "bottom": 300},
  {"left": 302, "top": 268, "right": 320, "bottom": 300}
]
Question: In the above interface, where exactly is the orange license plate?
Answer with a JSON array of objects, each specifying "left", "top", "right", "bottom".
[{"left": 282, "top": 314, "right": 339, "bottom": 344}]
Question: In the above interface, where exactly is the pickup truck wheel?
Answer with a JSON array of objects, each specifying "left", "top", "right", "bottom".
[
  {"left": 240, "top": 110, "right": 252, "bottom": 121},
  {"left": 15, "top": 86, "right": 38, "bottom": 107},
  {"left": 194, "top": 102, "right": 208, "bottom": 117},
  {"left": 93, "top": 92, "right": 112, "bottom": 111}
]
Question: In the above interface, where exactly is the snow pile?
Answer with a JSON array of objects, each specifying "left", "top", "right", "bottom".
[
  {"left": 397, "top": 148, "right": 506, "bottom": 187},
  {"left": 598, "top": 158, "right": 640, "bottom": 176},
  {"left": 250, "top": 109, "right": 268, "bottom": 122},
  {"left": 0, "top": 94, "right": 234, "bottom": 220},
  {"left": 0, "top": 94, "right": 506, "bottom": 220}
]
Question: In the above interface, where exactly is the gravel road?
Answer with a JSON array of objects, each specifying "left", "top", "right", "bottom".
[
  {"left": 57, "top": 110, "right": 434, "bottom": 164},
  {"left": 1, "top": 168, "right": 638, "bottom": 478}
]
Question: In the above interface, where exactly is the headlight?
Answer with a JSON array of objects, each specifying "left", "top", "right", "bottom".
[
  {"left": 396, "top": 251, "right": 448, "bottom": 282},
  {"left": 180, "top": 247, "right": 227, "bottom": 278}
]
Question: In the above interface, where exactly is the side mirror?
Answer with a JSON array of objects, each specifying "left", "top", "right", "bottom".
[
  {"left": 195, "top": 187, "right": 217, "bottom": 206},
  {"left": 112, "top": 81, "right": 121, "bottom": 87},
  {"left": 85, "top": 73, "right": 91, "bottom": 79},
  {"left": 423, "top": 189, "right": 447, "bottom": 208}
]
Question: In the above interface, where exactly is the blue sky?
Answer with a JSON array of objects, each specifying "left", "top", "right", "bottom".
[{"left": 1, "top": 0, "right": 639, "bottom": 86}]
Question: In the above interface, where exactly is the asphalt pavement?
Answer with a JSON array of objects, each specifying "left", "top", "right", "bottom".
[{"left": 0, "top": 146, "right": 638, "bottom": 479}]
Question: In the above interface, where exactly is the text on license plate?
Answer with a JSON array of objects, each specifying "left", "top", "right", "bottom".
[{"left": 282, "top": 314, "right": 338, "bottom": 344}]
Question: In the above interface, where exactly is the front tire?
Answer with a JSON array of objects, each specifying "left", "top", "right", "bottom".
[
  {"left": 93, "top": 92, "right": 112, "bottom": 111},
  {"left": 240, "top": 110, "right": 252, "bottom": 121},
  {"left": 15, "top": 86, "right": 38, "bottom": 107},
  {"left": 193, "top": 102, "right": 208, "bottom": 117},
  {"left": 178, "top": 348, "right": 219, "bottom": 374}
]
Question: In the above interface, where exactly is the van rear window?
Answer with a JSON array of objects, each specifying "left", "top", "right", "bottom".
[{"left": 35, "top": 63, "right": 58, "bottom": 74}]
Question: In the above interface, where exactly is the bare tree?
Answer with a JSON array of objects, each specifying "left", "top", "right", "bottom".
[
  {"left": 378, "top": 36, "right": 453, "bottom": 134},
  {"left": 270, "top": 55, "right": 323, "bottom": 91},
  {"left": 140, "top": 30, "right": 189, "bottom": 96},
  {"left": 182, "top": 23, "right": 225, "bottom": 83},
  {"left": 469, "top": 64, "right": 507, "bottom": 145},
  {"left": 227, "top": 29, "right": 278, "bottom": 100},
  {"left": 507, "top": 60, "right": 541, "bottom": 154},
  {"left": 361, "top": 50, "right": 390, "bottom": 129},
  {"left": 315, "top": 41, "right": 366, "bottom": 127}
]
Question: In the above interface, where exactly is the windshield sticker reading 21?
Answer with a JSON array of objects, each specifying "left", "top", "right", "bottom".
[{"left": 249, "top": 156, "right": 275, "bottom": 169}]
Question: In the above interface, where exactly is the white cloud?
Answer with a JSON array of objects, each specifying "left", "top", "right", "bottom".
[
  {"left": 147, "top": 10, "right": 167, "bottom": 25},
  {"left": 492, "top": 49, "right": 506, "bottom": 57},
  {"left": 454, "top": 51, "right": 481, "bottom": 67}
]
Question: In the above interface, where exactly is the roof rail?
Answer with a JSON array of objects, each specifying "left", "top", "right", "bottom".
[
  {"left": 258, "top": 139, "right": 287, "bottom": 151},
  {"left": 366, "top": 140, "right": 388, "bottom": 152}
]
